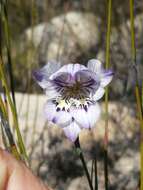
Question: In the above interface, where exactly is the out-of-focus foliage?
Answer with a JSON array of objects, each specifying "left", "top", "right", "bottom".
[{"left": 7, "top": 0, "right": 143, "bottom": 39}]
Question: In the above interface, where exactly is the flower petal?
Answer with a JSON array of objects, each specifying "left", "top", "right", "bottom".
[
  {"left": 50, "top": 63, "right": 87, "bottom": 80},
  {"left": 63, "top": 122, "right": 81, "bottom": 142},
  {"left": 44, "top": 101, "right": 72, "bottom": 127},
  {"left": 33, "top": 60, "right": 61, "bottom": 89},
  {"left": 87, "top": 59, "right": 102, "bottom": 74},
  {"left": 87, "top": 59, "right": 114, "bottom": 87},
  {"left": 75, "top": 70, "right": 99, "bottom": 95},
  {"left": 72, "top": 103, "right": 101, "bottom": 129},
  {"left": 52, "top": 72, "right": 73, "bottom": 87},
  {"left": 92, "top": 87, "right": 105, "bottom": 101},
  {"left": 45, "top": 83, "right": 60, "bottom": 100},
  {"left": 100, "top": 70, "right": 114, "bottom": 87}
]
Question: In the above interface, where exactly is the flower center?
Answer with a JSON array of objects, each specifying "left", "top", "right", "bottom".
[
  {"left": 54, "top": 97, "right": 95, "bottom": 112},
  {"left": 63, "top": 82, "right": 83, "bottom": 98}
]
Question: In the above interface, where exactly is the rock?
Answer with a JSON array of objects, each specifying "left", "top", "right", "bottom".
[
  {"left": 109, "top": 14, "right": 143, "bottom": 95},
  {"left": 25, "top": 11, "right": 99, "bottom": 64},
  {"left": 67, "top": 177, "right": 88, "bottom": 190}
]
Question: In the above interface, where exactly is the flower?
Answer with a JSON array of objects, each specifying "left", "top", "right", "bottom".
[{"left": 33, "top": 59, "right": 113, "bottom": 142}]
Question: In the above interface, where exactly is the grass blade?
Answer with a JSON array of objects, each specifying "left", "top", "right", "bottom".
[
  {"left": 129, "top": 1, "right": 143, "bottom": 190},
  {"left": 104, "top": 0, "right": 112, "bottom": 189}
]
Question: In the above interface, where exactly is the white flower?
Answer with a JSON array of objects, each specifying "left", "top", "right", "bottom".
[{"left": 33, "top": 59, "right": 113, "bottom": 142}]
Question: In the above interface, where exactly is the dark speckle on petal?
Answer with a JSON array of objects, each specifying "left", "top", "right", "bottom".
[
  {"left": 56, "top": 107, "right": 60, "bottom": 112},
  {"left": 84, "top": 105, "right": 88, "bottom": 112},
  {"left": 52, "top": 117, "right": 57, "bottom": 123},
  {"left": 72, "top": 117, "right": 74, "bottom": 121},
  {"left": 62, "top": 107, "right": 65, "bottom": 111}
]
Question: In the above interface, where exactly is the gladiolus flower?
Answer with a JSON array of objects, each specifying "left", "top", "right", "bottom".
[{"left": 33, "top": 59, "right": 113, "bottom": 142}]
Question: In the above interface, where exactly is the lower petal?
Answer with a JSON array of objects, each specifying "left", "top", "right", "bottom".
[
  {"left": 72, "top": 108, "right": 90, "bottom": 129},
  {"left": 86, "top": 103, "right": 101, "bottom": 129},
  {"left": 44, "top": 101, "right": 72, "bottom": 127},
  {"left": 63, "top": 122, "right": 81, "bottom": 142},
  {"left": 72, "top": 103, "right": 101, "bottom": 129}
]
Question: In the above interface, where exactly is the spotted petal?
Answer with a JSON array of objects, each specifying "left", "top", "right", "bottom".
[
  {"left": 33, "top": 60, "right": 61, "bottom": 89},
  {"left": 72, "top": 103, "right": 101, "bottom": 129},
  {"left": 63, "top": 122, "right": 81, "bottom": 142},
  {"left": 44, "top": 101, "right": 72, "bottom": 127}
]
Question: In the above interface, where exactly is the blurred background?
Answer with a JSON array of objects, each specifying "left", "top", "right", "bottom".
[{"left": 0, "top": 0, "right": 143, "bottom": 189}]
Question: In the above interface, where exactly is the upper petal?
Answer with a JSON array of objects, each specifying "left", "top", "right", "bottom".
[
  {"left": 72, "top": 103, "right": 101, "bottom": 129},
  {"left": 92, "top": 87, "right": 105, "bottom": 101},
  {"left": 75, "top": 70, "right": 99, "bottom": 95},
  {"left": 33, "top": 60, "right": 61, "bottom": 89},
  {"left": 87, "top": 59, "right": 102, "bottom": 74},
  {"left": 44, "top": 101, "right": 72, "bottom": 127},
  {"left": 87, "top": 59, "right": 114, "bottom": 87},
  {"left": 52, "top": 72, "right": 73, "bottom": 87},
  {"left": 63, "top": 121, "right": 81, "bottom": 142},
  {"left": 44, "top": 82, "right": 60, "bottom": 100},
  {"left": 100, "top": 70, "right": 114, "bottom": 87},
  {"left": 50, "top": 63, "right": 87, "bottom": 80}
]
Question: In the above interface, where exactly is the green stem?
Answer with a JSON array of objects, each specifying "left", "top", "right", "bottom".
[
  {"left": 91, "top": 160, "right": 94, "bottom": 184},
  {"left": 129, "top": 1, "right": 143, "bottom": 190},
  {"left": 104, "top": 147, "right": 108, "bottom": 190},
  {"left": 104, "top": 0, "right": 112, "bottom": 188},
  {"left": 3, "top": 1, "right": 16, "bottom": 106},
  {"left": 74, "top": 138, "right": 93, "bottom": 190},
  {"left": 94, "top": 158, "right": 98, "bottom": 190}
]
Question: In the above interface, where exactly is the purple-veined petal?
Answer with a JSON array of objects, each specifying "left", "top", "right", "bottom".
[
  {"left": 52, "top": 72, "right": 73, "bottom": 87},
  {"left": 72, "top": 103, "right": 101, "bottom": 129},
  {"left": 92, "top": 87, "right": 105, "bottom": 101},
  {"left": 33, "top": 60, "right": 61, "bottom": 89},
  {"left": 75, "top": 70, "right": 99, "bottom": 94},
  {"left": 63, "top": 121, "right": 81, "bottom": 142},
  {"left": 44, "top": 101, "right": 72, "bottom": 127},
  {"left": 87, "top": 59, "right": 102, "bottom": 74},
  {"left": 100, "top": 70, "right": 114, "bottom": 87},
  {"left": 50, "top": 63, "right": 87, "bottom": 80}
]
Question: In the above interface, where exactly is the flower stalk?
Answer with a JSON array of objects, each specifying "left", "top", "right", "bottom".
[{"left": 74, "top": 137, "right": 93, "bottom": 190}]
